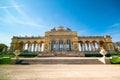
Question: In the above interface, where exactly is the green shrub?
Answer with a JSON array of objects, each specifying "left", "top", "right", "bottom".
[
  {"left": 0, "top": 54, "right": 15, "bottom": 58},
  {"left": 19, "top": 53, "right": 37, "bottom": 57},
  {"left": 0, "top": 57, "right": 11, "bottom": 64},
  {"left": 22, "top": 50, "right": 29, "bottom": 53},
  {"left": 0, "top": 58, "right": 2, "bottom": 64},
  {"left": 110, "top": 55, "right": 120, "bottom": 64},
  {"left": 105, "top": 53, "right": 111, "bottom": 57},
  {"left": 85, "top": 52, "right": 111, "bottom": 57}
]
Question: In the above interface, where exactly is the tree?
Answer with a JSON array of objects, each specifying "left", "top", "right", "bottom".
[{"left": 0, "top": 43, "right": 8, "bottom": 53}]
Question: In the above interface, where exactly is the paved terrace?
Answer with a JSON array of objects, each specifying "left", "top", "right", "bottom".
[{"left": 0, "top": 64, "right": 120, "bottom": 80}]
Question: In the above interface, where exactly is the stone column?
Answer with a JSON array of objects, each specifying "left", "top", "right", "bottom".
[
  {"left": 40, "top": 44, "right": 42, "bottom": 52},
  {"left": 89, "top": 43, "right": 91, "bottom": 51},
  {"left": 82, "top": 43, "right": 84, "bottom": 51},
  {"left": 93, "top": 43, "right": 96, "bottom": 51},
  {"left": 92, "top": 43, "right": 94, "bottom": 51},
  {"left": 97, "top": 42, "right": 100, "bottom": 50},
  {"left": 38, "top": 44, "right": 41, "bottom": 52},
  {"left": 36, "top": 44, "right": 38, "bottom": 52},
  {"left": 29, "top": 44, "right": 32, "bottom": 52},
  {"left": 78, "top": 43, "right": 80, "bottom": 51},
  {"left": 80, "top": 43, "right": 83, "bottom": 51},
  {"left": 33, "top": 44, "right": 35, "bottom": 52},
  {"left": 87, "top": 43, "right": 89, "bottom": 51},
  {"left": 64, "top": 42, "right": 66, "bottom": 51},
  {"left": 84, "top": 43, "right": 86, "bottom": 51},
  {"left": 55, "top": 41, "right": 58, "bottom": 51},
  {"left": 41, "top": 43, "right": 45, "bottom": 52},
  {"left": 22, "top": 43, "right": 25, "bottom": 50},
  {"left": 91, "top": 43, "right": 93, "bottom": 51}
]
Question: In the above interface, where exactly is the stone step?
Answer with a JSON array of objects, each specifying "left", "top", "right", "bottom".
[
  {"left": 11, "top": 57, "right": 110, "bottom": 64},
  {"left": 37, "top": 51, "right": 85, "bottom": 57}
]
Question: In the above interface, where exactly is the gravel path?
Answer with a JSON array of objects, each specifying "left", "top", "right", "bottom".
[{"left": 0, "top": 64, "right": 120, "bottom": 80}]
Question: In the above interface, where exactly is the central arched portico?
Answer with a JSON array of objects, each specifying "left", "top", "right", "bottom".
[{"left": 50, "top": 39, "right": 72, "bottom": 51}]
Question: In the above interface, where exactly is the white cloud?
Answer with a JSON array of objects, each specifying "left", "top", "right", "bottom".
[
  {"left": 0, "top": 5, "right": 24, "bottom": 9},
  {"left": 0, "top": 0, "right": 51, "bottom": 30},
  {"left": 111, "top": 23, "right": 120, "bottom": 28},
  {"left": 0, "top": 1, "right": 53, "bottom": 47}
]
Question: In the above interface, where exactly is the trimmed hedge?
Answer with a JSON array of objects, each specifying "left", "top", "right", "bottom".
[
  {"left": 110, "top": 54, "right": 120, "bottom": 64},
  {"left": 19, "top": 53, "right": 37, "bottom": 57},
  {"left": 0, "top": 57, "right": 11, "bottom": 64},
  {"left": 0, "top": 54, "right": 15, "bottom": 58},
  {"left": 85, "top": 53, "right": 102, "bottom": 57},
  {"left": 85, "top": 52, "right": 112, "bottom": 57},
  {"left": 22, "top": 50, "right": 29, "bottom": 53}
]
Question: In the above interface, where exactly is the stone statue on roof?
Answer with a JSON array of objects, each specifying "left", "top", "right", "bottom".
[
  {"left": 51, "top": 27, "right": 56, "bottom": 31},
  {"left": 58, "top": 26, "right": 64, "bottom": 31},
  {"left": 66, "top": 27, "right": 71, "bottom": 31}
]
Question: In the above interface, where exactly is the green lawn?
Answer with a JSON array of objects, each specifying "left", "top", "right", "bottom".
[
  {"left": 0, "top": 54, "right": 15, "bottom": 58},
  {"left": 0, "top": 54, "right": 15, "bottom": 64},
  {"left": 110, "top": 54, "right": 120, "bottom": 64}
]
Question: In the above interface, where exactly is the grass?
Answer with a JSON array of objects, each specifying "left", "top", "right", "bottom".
[
  {"left": 110, "top": 54, "right": 120, "bottom": 64},
  {"left": 0, "top": 53, "right": 37, "bottom": 58},
  {"left": 0, "top": 54, "right": 15, "bottom": 58},
  {"left": 0, "top": 54, "right": 14, "bottom": 64}
]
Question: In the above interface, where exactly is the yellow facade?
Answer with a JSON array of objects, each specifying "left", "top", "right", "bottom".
[{"left": 10, "top": 26, "right": 114, "bottom": 52}]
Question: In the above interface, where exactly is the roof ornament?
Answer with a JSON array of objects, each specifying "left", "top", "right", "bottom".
[
  {"left": 57, "top": 26, "right": 66, "bottom": 32},
  {"left": 66, "top": 27, "right": 71, "bottom": 31},
  {"left": 51, "top": 27, "right": 56, "bottom": 31}
]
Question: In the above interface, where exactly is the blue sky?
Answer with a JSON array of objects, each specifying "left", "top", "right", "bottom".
[{"left": 0, "top": 0, "right": 120, "bottom": 47}]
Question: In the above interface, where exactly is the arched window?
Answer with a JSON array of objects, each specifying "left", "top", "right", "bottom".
[
  {"left": 59, "top": 40, "right": 63, "bottom": 51},
  {"left": 51, "top": 40, "right": 56, "bottom": 51},
  {"left": 66, "top": 40, "right": 71, "bottom": 51}
]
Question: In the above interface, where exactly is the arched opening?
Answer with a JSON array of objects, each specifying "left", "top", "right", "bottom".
[
  {"left": 66, "top": 40, "right": 71, "bottom": 51},
  {"left": 59, "top": 40, "right": 63, "bottom": 51},
  {"left": 51, "top": 40, "right": 56, "bottom": 51},
  {"left": 85, "top": 41, "right": 90, "bottom": 51},
  {"left": 78, "top": 41, "right": 84, "bottom": 51},
  {"left": 92, "top": 41, "right": 99, "bottom": 51},
  {"left": 39, "top": 41, "right": 44, "bottom": 52},
  {"left": 32, "top": 41, "right": 37, "bottom": 52}
]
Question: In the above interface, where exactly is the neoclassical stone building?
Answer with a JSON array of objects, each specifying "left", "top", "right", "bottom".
[{"left": 10, "top": 26, "right": 114, "bottom": 52}]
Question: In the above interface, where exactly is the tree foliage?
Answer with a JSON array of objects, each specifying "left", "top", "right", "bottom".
[{"left": 0, "top": 43, "right": 8, "bottom": 53}]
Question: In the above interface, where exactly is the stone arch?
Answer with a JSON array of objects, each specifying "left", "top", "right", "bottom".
[
  {"left": 85, "top": 41, "right": 91, "bottom": 51},
  {"left": 24, "top": 41, "right": 31, "bottom": 52},
  {"left": 31, "top": 41, "right": 38, "bottom": 51},
  {"left": 91, "top": 40, "right": 99, "bottom": 51},
  {"left": 38, "top": 41, "right": 44, "bottom": 52},
  {"left": 78, "top": 41, "right": 84, "bottom": 51},
  {"left": 39, "top": 41, "right": 44, "bottom": 44}
]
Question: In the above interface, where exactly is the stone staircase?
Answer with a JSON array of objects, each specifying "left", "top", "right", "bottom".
[
  {"left": 11, "top": 57, "right": 110, "bottom": 64},
  {"left": 37, "top": 51, "right": 85, "bottom": 57}
]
